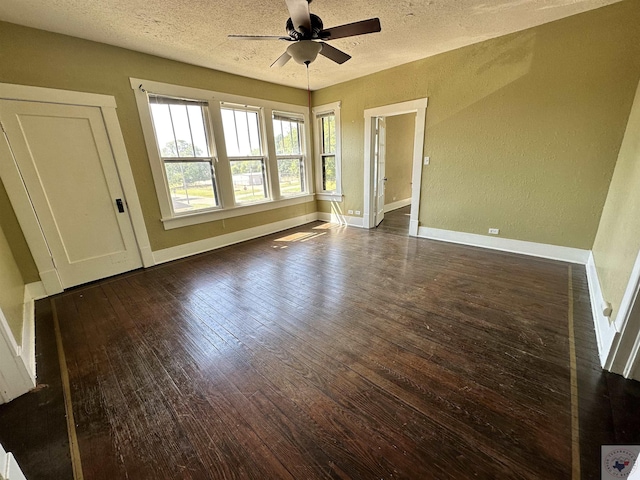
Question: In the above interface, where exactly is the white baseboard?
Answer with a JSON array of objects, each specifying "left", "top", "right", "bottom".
[
  {"left": 317, "top": 211, "right": 365, "bottom": 228},
  {"left": 384, "top": 198, "right": 411, "bottom": 213},
  {"left": 0, "top": 283, "right": 39, "bottom": 404},
  {"left": 22, "top": 282, "right": 44, "bottom": 382},
  {"left": 1, "top": 446, "right": 27, "bottom": 480},
  {"left": 153, "top": 213, "right": 320, "bottom": 264},
  {"left": 139, "top": 245, "right": 155, "bottom": 268},
  {"left": 586, "top": 252, "right": 617, "bottom": 367},
  {"left": 409, "top": 219, "right": 419, "bottom": 237},
  {"left": 417, "top": 227, "right": 590, "bottom": 264},
  {"left": 39, "top": 268, "right": 63, "bottom": 296}
]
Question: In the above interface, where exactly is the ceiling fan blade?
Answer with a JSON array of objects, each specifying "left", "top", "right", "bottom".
[
  {"left": 319, "top": 42, "right": 351, "bottom": 65},
  {"left": 271, "top": 51, "right": 292, "bottom": 68},
  {"left": 320, "top": 18, "right": 381, "bottom": 40},
  {"left": 228, "top": 35, "right": 291, "bottom": 41},
  {"left": 285, "top": 0, "right": 311, "bottom": 35}
]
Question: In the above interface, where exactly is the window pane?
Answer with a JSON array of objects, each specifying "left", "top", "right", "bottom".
[
  {"left": 187, "top": 105, "right": 209, "bottom": 157},
  {"left": 169, "top": 104, "right": 195, "bottom": 157},
  {"left": 150, "top": 104, "right": 178, "bottom": 157},
  {"left": 322, "top": 115, "right": 336, "bottom": 154},
  {"left": 248, "top": 111, "right": 261, "bottom": 155},
  {"left": 151, "top": 102, "right": 210, "bottom": 158},
  {"left": 222, "top": 108, "right": 262, "bottom": 157},
  {"left": 230, "top": 159, "right": 267, "bottom": 203},
  {"left": 322, "top": 155, "right": 336, "bottom": 191},
  {"left": 278, "top": 158, "right": 303, "bottom": 196},
  {"left": 273, "top": 118, "right": 301, "bottom": 155},
  {"left": 164, "top": 161, "right": 217, "bottom": 213}
]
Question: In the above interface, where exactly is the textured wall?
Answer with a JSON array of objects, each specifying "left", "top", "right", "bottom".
[
  {"left": 0, "top": 222, "right": 25, "bottom": 344},
  {"left": 0, "top": 180, "right": 38, "bottom": 283},
  {"left": 314, "top": 0, "right": 640, "bottom": 249},
  {"left": 592, "top": 79, "right": 640, "bottom": 321},
  {"left": 0, "top": 21, "right": 311, "bottom": 279},
  {"left": 384, "top": 113, "right": 415, "bottom": 206}
]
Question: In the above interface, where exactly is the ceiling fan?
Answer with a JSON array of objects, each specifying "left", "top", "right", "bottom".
[{"left": 228, "top": 0, "right": 381, "bottom": 67}]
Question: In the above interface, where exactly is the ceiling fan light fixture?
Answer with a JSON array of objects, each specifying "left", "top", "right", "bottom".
[{"left": 287, "top": 40, "right": 322, "bottom": 65}]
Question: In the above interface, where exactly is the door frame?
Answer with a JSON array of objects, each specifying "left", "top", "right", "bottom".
[
  {"left": 0, "top": 83, "right": 153, "bottom": 295},
  {"left": 604, "top": 248, "right": 640, "bottom": 379},
  {"left": 363, "top": 98, "right": 427, "bottom": 235}
]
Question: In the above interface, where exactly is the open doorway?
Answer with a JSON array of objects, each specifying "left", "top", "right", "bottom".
[
  {"left": 372, "top": 114, "right": 416, "bottom": 235},
  {"left": 363, "top": 98, "right": 427, "bottom": 236}
]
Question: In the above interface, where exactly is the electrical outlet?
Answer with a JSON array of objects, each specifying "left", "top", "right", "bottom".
[
  {"left": 348, "top": 209, "right": 354, "bottom": 214},
  {"left": 488, "top": 228, "right": 499, "bottom": 235},
  {"left": 355, "top": 210, "right": 361, "bottom": 215}
]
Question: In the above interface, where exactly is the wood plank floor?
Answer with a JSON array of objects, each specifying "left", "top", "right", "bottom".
[
  {"left": 376, "top": 205, "right": 411, "bottom": 235},
  {"left": 1, "top": 221, "right": 639, "bottom": 479}
]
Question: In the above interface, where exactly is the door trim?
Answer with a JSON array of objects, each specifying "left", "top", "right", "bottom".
[
  {"left": 0, "top": 83, "right": 152, "bottom": 295},
  {"left": 363, "top": 98, "right": 427, "bottom": 235}
]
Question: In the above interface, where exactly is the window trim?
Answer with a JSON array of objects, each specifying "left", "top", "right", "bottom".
[
  {"left": 130, "top": 78, "right": 313, "bottom": 229},
  {"left": 312, "top": 102, "right": 342, "bottom": 202},
  {"left": 221, "top": 104, "right": 270, "bottom": 205},
  {"left": 272, "top": 111, "right": 307, "bottom": 198},
  {"left": 148, "top": 95, "right": 221, "bottom": 215}
]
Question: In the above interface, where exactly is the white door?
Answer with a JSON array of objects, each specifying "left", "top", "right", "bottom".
[
  {"left": 375, "top": 117, "right": 386, "bottom": 227},
  {"left": 0, "top": 100, "right": 142, "bottom": 288}
]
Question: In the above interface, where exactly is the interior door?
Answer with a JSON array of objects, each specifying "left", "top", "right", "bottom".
[
  {"left": 375, "top": 117, "right": 386, "bottom": 226},
  {"left": 0, "top": 99, "right": 142, "bottom": 288}
]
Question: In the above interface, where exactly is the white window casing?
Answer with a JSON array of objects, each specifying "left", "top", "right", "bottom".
[
  {"left": 272, "top": 111, "right": 307, "bottom": 199},
  {"left": 313, "top": 101, "right": 342, "bottom": 202},
  {"left": 130, "top": 78, "right": 313, "bottom": 229}
]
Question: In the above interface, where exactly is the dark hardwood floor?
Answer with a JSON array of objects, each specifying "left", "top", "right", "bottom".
[
  {"left": 376, "top": 205, "right": 411, "bottom": 235},
  {"left": 1, "top": 221, "right": 639, "bottom": 479}
]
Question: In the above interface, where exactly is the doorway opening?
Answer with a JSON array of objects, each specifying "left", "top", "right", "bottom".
[
  {"left": 372, "top": 114, "right": 415, "bottom": 235},
  {"left": 363, "top": 98, "right": 427, "bottom": 236}
]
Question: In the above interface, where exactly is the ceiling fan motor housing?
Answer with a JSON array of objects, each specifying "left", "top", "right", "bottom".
[{"left": 286, "top": 13, "right": 323, "bottom": 40}]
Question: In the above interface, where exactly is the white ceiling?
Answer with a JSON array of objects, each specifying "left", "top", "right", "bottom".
[{"left": 0, "top": 0, "right": 621, "bottom": 90}]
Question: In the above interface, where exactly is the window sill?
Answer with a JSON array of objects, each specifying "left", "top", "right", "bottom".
[
  {"left": 161, "top": 194, "right": 315, "bottom": 230},
  {"left": 316, "top": 193, "right": 343, "bottom": 202}
]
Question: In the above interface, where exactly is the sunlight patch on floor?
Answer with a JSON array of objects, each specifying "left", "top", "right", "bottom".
[{"left": 274, "top": 231, "right": 328, "bottom": 243}]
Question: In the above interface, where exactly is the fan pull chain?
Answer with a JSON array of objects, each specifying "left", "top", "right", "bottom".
[{"left": 306, "top": 64, "right": 311, "bottom": 109}]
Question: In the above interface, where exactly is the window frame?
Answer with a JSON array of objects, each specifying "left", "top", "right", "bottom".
[
  {"left": 221, "top": 103, "right": 270, "bottom": 205},
  {"left": 131, "top": 78, "right": 313, "bottom": 230},
  {"left": 313, "top": 101, "right": 342, "bottom": 202},
  {"left": 147, "top": 95, "right": 221, "bottom": 215},
  {"left": 272, "top": 111, "right": 307, "bottom": 198}
]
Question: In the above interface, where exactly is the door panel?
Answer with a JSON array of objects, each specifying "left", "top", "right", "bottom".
[{"left": 0, "top": 100, "right": 142, "bottom": 288}]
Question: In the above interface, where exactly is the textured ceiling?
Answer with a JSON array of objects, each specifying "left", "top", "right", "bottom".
[{"left": 0, "top": 0, "right": 621, "bottom": 90}]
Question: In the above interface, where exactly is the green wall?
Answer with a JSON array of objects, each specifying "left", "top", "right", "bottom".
[
  {"left": 0, "top": 221, "right": 26, "bottom": 344},
  {"left": 0, "top": 21, "right": 312, "bottom": 279},
  {"left": 384, "top": 113, "right": 415, "bottom": 206},
  {"left": 313, "top": 0, "right": 640, "bottom": 249},
  {"left": 592, "top": 78, "right": 640, "bottom": 321},
  {"left": 0, "top": 180, "right": 38, "bottom": 283}
]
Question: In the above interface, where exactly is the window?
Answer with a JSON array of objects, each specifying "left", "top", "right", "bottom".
[
  {"left": 149, "top": 96, "right": 218, "bottom": 214},
  {"left": 313, "top": 102, "right": 342, "bottom": 200},
  {"left": 221, "top": 106, "right": 268, "bottom": 204},
  {"left": 132, "top": 78, "right": 313, "bottom": 229},
  {"left": 320, "top": 115, "right": 336, "bottom": 191},
  {"left": 272, "top": 112, "right": 305, "bottom": 197}
]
